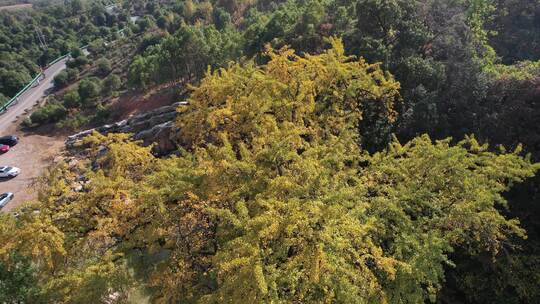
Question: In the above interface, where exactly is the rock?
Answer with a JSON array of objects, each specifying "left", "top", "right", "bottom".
[
  {"left": 133, "top": 121, "right": 176, "bottom": 155},
  {"left": 65, "top": 102, "right": 187, "bottom": 156},
  {"left": 91, "top": 145, "right": 109, "bottom": 170},
  {"left": 67, "top": 158, "right": 79, "bottom": 168}
]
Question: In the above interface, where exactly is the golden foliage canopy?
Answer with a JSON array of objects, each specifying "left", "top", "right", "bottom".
[{"left": 0, "top": 40, "right": 537, "bottom": 303}]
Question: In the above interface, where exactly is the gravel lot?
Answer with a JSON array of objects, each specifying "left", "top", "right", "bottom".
[
  {"left": 0, "top": 123, "right": 64, "bottom": 212},
  {"left": 0, "top": 56, "right": 68, "bottom": 212}
]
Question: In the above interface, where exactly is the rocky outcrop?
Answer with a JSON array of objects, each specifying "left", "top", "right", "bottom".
[{"left": 66, "top": 102, "right": 187, "bottom": 155}]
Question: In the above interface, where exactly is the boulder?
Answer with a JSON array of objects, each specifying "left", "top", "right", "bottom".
[{"left": 66, "top": 102, "right": 186, "bottom": 155}]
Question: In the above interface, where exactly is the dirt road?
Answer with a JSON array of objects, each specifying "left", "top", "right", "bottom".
[{"left": 0, "top": 3, "right": 32, "bottom": 11}]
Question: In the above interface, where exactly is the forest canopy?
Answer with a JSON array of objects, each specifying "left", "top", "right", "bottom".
[
  {"left": 1, "top": 0, "right": 540, "bottom": 303},
  {"left": 1, "top": 40, "right": 538, "bottom": 303}
]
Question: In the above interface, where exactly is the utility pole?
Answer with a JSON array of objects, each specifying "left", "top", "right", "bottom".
[{"left": 35, "top": 27, "right": 48, "bottom": 50}]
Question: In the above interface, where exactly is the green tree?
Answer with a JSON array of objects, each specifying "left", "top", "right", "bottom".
[
  {"left": 69, "top": 0, "right": 84, "bottom": 16},
  {"left": 0, "top": 93, "right": 8, "bottom": 105},
  {"left": 70, "top": 47, "right": 83, "bottom": 59},
  {"left": 213, "top": 7, "right": 231, "bottom": 30},
  {"left": 127, "top": 55, "right": 153, "bottom": 89},
  {"left": 135, "top": 16, "right": 155, "bottom": 33},
  {"left": 487, "top": 0, "right": 540, "bottom": 63},
  {"left": 130, "top": 24, "right": 243, "bottom": 85},
  {"left": 88, "top": 39, "right": 105, "bottom": 55},
  {"left": 102, "top": 74, "right": 121, "bottom": 95},
  {"left": 67, "top": 56, "right": 89, "bottom": 69},
  {"left": 0, "top": 253, "right": 39, "bottom": 302},
  {"left": 156, "top": 15, "right": 169, "bottom": 30},
  {"left": 63, "top": 89, "right": 81, "bottom": 108},
  {"left": 440, "top": 60, "right": 540, "bottom": 304},
  {"left": 0, "top": 68, "right": 31, "bottom": 97},
  {"left": 96, "top": 58, "right": 112, "bottom": 76},
  {"left": 53, "top": 71, "right": 69, "bottom": 89},
  {"left": 78, "top": 78, "right": 101, "bottom": 103},
  {"left": 29, "top": 103, "right": 68, "bottom": 125},
  {"left": 66, "top": 68, "right": 78, "bottom": 82}
]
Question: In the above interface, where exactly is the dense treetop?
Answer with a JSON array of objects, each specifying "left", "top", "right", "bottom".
[
  {"left": 0, "top": 40, "right": 538, "bottom": 303},
  {"left": 1, "top": 0, "right": 540, "bottom": 303}
]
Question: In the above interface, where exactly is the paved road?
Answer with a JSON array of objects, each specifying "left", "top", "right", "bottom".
[
  {"left": 0, "top": 58, "right": 68, "bottom": 211},
  {"left": 0, "top": 58, "right": 68, "bottom": 132}
]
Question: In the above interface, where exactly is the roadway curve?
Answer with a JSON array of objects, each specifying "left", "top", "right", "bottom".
[
  {"left": 0, "top": 57, "right": 68, "bottom": 132},
  {"left": 0, "top": 58, "right": 68, "bottom": 211}
]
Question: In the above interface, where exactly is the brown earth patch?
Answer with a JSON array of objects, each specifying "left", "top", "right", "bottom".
[
  {"left": 0, "top": 117, "right": 64, "bottom": 212},
  {"left": 0, "top": 3, "right": 32, "bottom": 10},
  {"left": 111, "top": 84, "right": 181, "bottom": 120}
]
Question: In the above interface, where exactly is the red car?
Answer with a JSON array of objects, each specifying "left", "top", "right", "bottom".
[{"left": 0, "top": 144, "right": 9, "bottom": 153}]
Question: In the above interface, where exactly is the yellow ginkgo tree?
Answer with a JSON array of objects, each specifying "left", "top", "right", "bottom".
[{"left": 0, "top": 39, "right": 537, "bottom": 304}]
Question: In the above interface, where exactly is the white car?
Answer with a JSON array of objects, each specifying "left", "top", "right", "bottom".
[
  {"left": 0, "top": 192, "right": 13, "bottom": 209},
  {"left": 0, "top": 166, "right": 20, "bottom": 178}
]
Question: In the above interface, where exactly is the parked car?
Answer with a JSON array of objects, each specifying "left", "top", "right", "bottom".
[
  {"left": 0, "top": 135, "right": 18, "bottom": 146},
  {"left": 0, "top": 166, "right": 20, "bottom": 178},
  {"left": 0, "top": 192, "right": 13, "bottom": 209},
  {"left": 0, "top": 144, "right": 9, "bottom": 153}
]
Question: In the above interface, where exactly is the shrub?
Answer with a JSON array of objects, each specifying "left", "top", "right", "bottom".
[
  {"left": 93, "top": 104, "right": 111, "bottom": 123},
  {"left": 102, "top": 74, "right": 121, "bottom": 95},
  {"left": 96, "top": 58, "right": 112, "bottom": 76},
  {"left": 55, "top": 114, "right": 91, "bottom": 130},
  {"left": 66, "top": 56, "right": 89, "bottom": 69},
  {"left": 21, "top": 117, "right": 33, "bottom": 128},
  {"left": 29, "top": 103, "right": 68, "bottom": 125},
  {"left": 78, "top": 78, "right": 101, "bottom": 103},
  {"left": 63, "top": 89, "right": 81, "bottom": 108},
  {"left": 66, "top": 68, "right": 78, "bottom": 82},
  {"left": 0, "top": 93, "right": 7, "bottom": 105},
  {"left": 53, "top": 71, "right": 68, "bottom": 89},
  {"left": 88, "top": 39, "right": 105, "bottom": 55},
  {"left": 70, "top": 47, "right": 83, "bottom": 59}
]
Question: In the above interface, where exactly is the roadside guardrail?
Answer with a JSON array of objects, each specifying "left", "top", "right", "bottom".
[
  {"left": 0, "top": 28, "right": 127, "bottom": 114},
  {"left": 0, "top": 73, "right": 44, "bottom": 113},
  {"left": 0, "top": 53, "right": 72, "bottom": 113}
]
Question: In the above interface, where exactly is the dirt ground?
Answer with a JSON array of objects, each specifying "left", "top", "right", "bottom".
[
  {"left": 0, "top": 120, "right": 65, "bottom": 212},
  {"left": 0, "top": 3, "right": 32, "bottom": 10},
  {"left": 0, "top": 84, "right": 179, "bottom": 212},
  {"left": 111, "top": 85, "right": 180, "bottom": 120}
]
